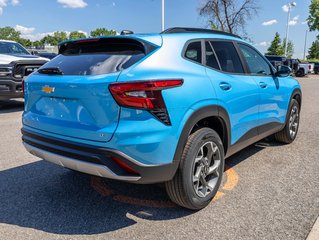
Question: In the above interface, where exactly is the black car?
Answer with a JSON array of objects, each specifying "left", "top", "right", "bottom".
[{"left": 265, "top": 55, "right": 288, "bottom": 67}]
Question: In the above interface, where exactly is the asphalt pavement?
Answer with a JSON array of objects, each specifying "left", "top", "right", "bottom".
[{"left": 0, "top": 76, "right": 318, "bottom": 240}]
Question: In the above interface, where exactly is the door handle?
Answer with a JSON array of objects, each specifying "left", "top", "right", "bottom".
[
  {"left": 259, "top": 82, "right": 267, "bottom": 89},
  {"left": 219, "top": 82, "right": 232, "bottom": 91}
]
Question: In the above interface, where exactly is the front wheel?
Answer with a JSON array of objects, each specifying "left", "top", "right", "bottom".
[
  {"left": 165, "top": 128, "right": 225, "bottom": 210},
  {"left": 274, "top": 99, "right": 300, "bottom": 144}
]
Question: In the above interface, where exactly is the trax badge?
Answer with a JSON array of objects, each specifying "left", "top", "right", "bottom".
[{"left": 42, "top": 85, "right": 55, "bottom": 94}]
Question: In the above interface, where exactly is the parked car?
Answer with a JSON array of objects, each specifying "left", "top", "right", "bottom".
[
  {"left": 22, "top": 27, "right": 302, "bottom": 210},
  {"left": 28, "top": 50, "right": 57, "bottom": 60},
  {"left": 0, "top": 40, "right": 48, "bottom": 100},
  {"left": 309, "top": 61, "right": 319, "bottom": 74},
  {"left": 265, "top": 55, "right": 287, "bottom": 68},
  {"left": 296, "top": 60, "right": 314, "bottom": 77}
]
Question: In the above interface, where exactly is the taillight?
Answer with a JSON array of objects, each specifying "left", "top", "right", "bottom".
[
  {"left": 309, "top": 65, "right": 311, "bottom": 70},
  {"left": 109, "top": 80, "right": 183, "bottom": 125}
]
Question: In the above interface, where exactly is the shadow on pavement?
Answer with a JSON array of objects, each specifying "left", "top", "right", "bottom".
[
  {"left": 0, "top": 138, "right": 277, "bottom": 235},
  {"left": 0, "top": 99, "right": 24, "bottom": 114},
  {"left": 0, "top": 160, "right": 191, "bottom": 235}
]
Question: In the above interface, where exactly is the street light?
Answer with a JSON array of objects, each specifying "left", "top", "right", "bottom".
[
  {"left": 161, "top": 0, "right": 165, "bottom": 31},
  {"left": 284, "top": 2, "right": 297, "bottom": 57}
]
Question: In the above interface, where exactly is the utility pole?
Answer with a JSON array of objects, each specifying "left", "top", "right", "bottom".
[
  {"left": 161, "top": 0, "right": 165, "bottom": 31},
  {"left": 303, "top": 30, "right": 308, "bottom": 60},
  {"left": 284, "top": 2, "right": 297, "bottom": 57}
]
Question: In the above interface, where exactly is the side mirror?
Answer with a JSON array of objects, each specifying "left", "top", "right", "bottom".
[{"left": 276, "top": 65, "right": 292, "bottom": 77}]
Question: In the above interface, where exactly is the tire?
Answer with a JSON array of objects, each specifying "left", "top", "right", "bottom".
[
  {"left": 274, "top": 99, "right": 300, "bottom": 144},
  {"left": 295, "top": 69, "right": 305, "bottom": 77},
  {"left": 165, "top": 128, "right": 225, "bottom": 210}
]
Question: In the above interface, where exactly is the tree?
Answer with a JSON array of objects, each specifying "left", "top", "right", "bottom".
[
  {"left": 0, "top": 27, "right": 21, "bottom": 41},
  {"left": 307, "top": 0, "right": 319, "bottom": 31},
  {"left": 69, "top": 31, "right": 86, "bottom": 40},
  {"left": 282, "top": 38, "right": 294, "bottom": 58},
  {"left": 17, "top": 38, "right": 32, "bottom": 48},
  {"left": 308, "top": 39, "right": 319, "bottom": 59},
  {"left": 266, "top": 32, "right": 284, "bottom": 56},
  {"left": 90, "top": 28, "right": 117, "bottom": 37},
  {"left": 41, "top": 31, "right": 68, "bottom": 46},
  {"left": 199, "top": 0, "right": 259, "bottom": 34}
]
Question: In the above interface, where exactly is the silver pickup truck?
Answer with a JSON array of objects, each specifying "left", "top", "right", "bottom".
[
  {"left": 0, "top": 40, "right": 48, "bottom": 100},
  {"left": 296, "top": 60, "right": 314, "bottom": 77}
]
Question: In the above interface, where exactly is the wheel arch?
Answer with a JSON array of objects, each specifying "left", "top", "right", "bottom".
[{"left": 173, "top": 105, "right": 231, "bottom": 164}]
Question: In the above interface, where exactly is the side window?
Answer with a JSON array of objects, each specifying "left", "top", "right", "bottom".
[
  {"left": 205, "top": 41, "right": 220, "bottom": 70},
  {"left": 238, "top": 44, "right": 272, "bottom": 76},
  {"left": 210, "top": 41, "right": 244, "bottom": 74},
  {"left": 185, "top": 41, "right": 202, "bottom": 64}
]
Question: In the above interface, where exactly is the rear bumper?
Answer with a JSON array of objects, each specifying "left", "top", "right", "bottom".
[
  {"left": 0, "top": 79, "right": 23, "bottom": 100},
  {"left": 22, "top": 129, "right": 178, "bottom": 184}
]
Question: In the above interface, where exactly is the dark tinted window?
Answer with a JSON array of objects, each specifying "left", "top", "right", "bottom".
[
  {"left": 39, "top": 38, "right": 151, "bottom": 75},
  {"left": 210, "top": 41, "right": 244, "bottom": 73},
  {"left": 40, "top": 53, "right": 145, "bottom": 75},
  {"left": 238, "top": 44, "right": 271, "bottom": 75},
  {"left": 185, "top": 41, "right": 202, "bottom": 64},
  {"left": 205, "top": 41, "right": 220, "bottom": 70}
]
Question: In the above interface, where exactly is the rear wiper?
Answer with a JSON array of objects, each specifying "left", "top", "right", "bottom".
[{"left": 38, "top": 67, "right": 63, "bottom": 75}]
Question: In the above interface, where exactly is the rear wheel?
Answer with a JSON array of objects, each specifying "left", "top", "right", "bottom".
[
  {"left": 165, "top": 128, "right": 225, "bottom": 210},
  {"left": 295, "top": 69, "right": 305, "bottom": 77},
  {"left": 274, "top": 99, "right": 300, "bottom": 144}
]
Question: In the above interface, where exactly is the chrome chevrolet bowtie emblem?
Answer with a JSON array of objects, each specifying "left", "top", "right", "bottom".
[{"left": 41, "top": 85, "right": 55, "bottom": 94}]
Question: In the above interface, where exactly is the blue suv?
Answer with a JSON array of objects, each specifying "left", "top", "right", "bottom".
[{"left": 22, "top": 28, "right": 301, "bottom": 210}]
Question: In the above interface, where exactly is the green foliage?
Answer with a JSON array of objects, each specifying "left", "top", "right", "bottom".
[
  {"left": 0, "top": 26, "right": 21, "bottom": 41},
  {"left": 307, "top": 39, "right": 319, "bottom": 59},
  {"left": 69, "top": 31, "right": 86, "bottom": 40},
  {"left": 282, "top": 38, "right": 294, "bottom": 58},
  {"left": 266, "top": 32, "right": 284, "bottom": 56},
  {"left": 0, "top": 26, "right": 117, "bottom": 48},
  {"left": 307, "top": 0, "right": 319, "bottom": 31},
  {"left": 41, "top": 31, "right": 68, "bottom": 46},
  {"left": 90, "top": 28, "right": 117, "bottom": 37}
]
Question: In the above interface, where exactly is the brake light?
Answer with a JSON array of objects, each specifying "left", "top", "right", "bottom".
[
  {"left": 109, "top": 80, "right": 183, "bottom": 125},
  {"left": 309, "top": 65, "right": 311, "bottom": 70}
]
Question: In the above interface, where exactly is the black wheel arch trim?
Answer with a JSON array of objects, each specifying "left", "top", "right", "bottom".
[{"left": 173, "top": 105, "right": 231, "bottom": 165}]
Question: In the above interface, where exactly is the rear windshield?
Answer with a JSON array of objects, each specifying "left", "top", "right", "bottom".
[{"left": 38, "top": 38, "right": 150, "bottom": 75}]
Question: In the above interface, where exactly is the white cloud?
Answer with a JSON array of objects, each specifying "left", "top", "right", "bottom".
[
  {"left": 289, "top": 15, "right": 299, "bottom": 26},
  {"left": 256, "top": 41, "right": 270, "bottom": 47},
  {"left": 301, "top": 20, "right": 308, "bottom": 25},
  {"left": 0, "top": 0, "right": 19, "bottom": 15},
  {"left": 282, "top": 4, "right": 289, "bottom": 12},
  {"left": 262, "top": 19, "right": 278, "bottom": 26},
  {"left": 57, "top": 0, "right": 87, "bottom": 8},
  {"left": 14, "top": 25, "right": 35, "bottom": 34},
  {"left": 77, "top": 30, "right": 88, "bottom": 37}
]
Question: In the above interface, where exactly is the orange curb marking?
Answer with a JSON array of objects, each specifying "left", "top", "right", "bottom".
[{"left": 91, "top": 164, "right": 239, "bottom": 208}]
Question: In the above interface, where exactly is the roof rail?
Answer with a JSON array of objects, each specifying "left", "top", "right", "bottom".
[{"left": 161, "top": 27, "right": 241, "bottom": 39}]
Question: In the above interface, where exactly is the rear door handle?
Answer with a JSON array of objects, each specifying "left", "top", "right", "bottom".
[
  {"left": 259, "top": 82, "right": 267, "bottom": 89},
  {"left": 219, "top": 82, "right": 232, "bottom": 91}
]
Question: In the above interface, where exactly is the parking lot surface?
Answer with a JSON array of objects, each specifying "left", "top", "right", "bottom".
[{"left": 0, "top": 76, "right": 318, "bottom": 240}]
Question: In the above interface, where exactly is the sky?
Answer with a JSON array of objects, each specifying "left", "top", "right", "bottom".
[{"left": 0, "top": 0, "right": 316, "bottom": 58}]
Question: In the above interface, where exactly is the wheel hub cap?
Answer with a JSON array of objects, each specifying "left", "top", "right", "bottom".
[{"left": 192, "top": 141, "right": 221, "bottom": 198}]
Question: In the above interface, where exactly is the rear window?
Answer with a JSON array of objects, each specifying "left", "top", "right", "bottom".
[
  {"left": 184, "top": 41, "right": 202, "bottom": 64},
  {"left": 38, "top": 38, "right": 151, "bottom": 76}
]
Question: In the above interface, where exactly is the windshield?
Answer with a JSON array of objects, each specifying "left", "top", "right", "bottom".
[{"left": 0, "top": 42, "right": 30, "bottom": 55}]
